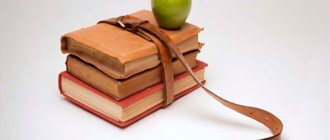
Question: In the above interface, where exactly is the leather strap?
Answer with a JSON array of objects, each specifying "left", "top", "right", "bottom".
[
  {"left": 98, "top": 17, "right": 175, "bottom": 107},
  {"left": 98, "top": 15, "right": 283, "bottom": 140}
]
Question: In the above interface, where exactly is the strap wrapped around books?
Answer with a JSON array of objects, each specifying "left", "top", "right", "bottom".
[
  {"left": 98, "top": 15, "right": 283, "bottom": 140},
  {"left": 98, "top": 16, "right": 175, "bottom": 107}
]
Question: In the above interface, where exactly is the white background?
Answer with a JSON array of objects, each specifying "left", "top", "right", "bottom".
[{"left": 0, "top": 0, "right": 329, "bottom": 139}]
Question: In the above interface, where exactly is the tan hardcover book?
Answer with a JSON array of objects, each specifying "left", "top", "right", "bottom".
[
  {"left": 66, "top": 51, "right": 199, "bottom": 100},
  {"left": 61, "top": 10, "right": 202, "bottom": 79}
]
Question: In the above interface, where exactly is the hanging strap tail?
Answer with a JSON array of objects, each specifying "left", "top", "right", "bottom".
[{"left": 98, "top": 15, "right": 283, "bottom": 140}]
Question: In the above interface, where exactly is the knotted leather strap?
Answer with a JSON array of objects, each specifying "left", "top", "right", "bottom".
[{"left": 98, "top": 15, "right": 283, "bottom": 140}]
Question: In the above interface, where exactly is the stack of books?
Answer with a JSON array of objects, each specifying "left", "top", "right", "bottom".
[{"left": 59, "top": 10, "right": 208, "bottom": 127}]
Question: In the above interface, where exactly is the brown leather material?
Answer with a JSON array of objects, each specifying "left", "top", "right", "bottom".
[
  {"left": 98, "top": 15, "right": 283, "bottom": 139},
  {"left": 143, "top": 31, "right": 175, "bottom": 107}
]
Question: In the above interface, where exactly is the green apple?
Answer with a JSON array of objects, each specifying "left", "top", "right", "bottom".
[{"left": 151, "top": 0, "right": 191, "bottom": 30}]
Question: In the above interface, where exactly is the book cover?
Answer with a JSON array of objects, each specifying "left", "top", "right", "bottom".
[{"left": 61, "top": 10, "right": 203, "bottom": 79}]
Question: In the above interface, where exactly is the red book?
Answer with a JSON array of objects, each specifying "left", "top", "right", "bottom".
[{"left": 59, "top": 61, "right": 207, "bottom": 127}]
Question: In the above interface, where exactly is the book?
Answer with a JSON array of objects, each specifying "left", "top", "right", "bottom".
[
  {"left": 66, "top": 50, "right": 199, "bottom": 100},
  {"left": 61, "top": 10, "right": 202, "bottom": 79},
  {"left": 59, "top": 60, "right": 207, "bottom": 127}
]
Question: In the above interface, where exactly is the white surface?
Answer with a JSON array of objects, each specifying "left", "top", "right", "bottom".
[{"left": 0, "top": 0, "right": 329, "bottom": 139}]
